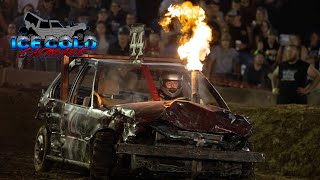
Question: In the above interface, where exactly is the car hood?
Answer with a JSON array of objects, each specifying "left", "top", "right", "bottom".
[{"left": 115, "top": 100, "right": 252, "bottom": 137}]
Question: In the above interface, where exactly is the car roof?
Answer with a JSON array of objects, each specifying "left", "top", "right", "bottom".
[{"left": 80, "top": 54, "right": 184, "bottom": 64}]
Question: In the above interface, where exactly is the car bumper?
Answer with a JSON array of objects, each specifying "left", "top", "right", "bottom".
[
  {"left": 117, "top": 143, "right": 264, "bottom": 176},
  {"left": 116, "top": 143, "right": 265, "bottom": 163}
]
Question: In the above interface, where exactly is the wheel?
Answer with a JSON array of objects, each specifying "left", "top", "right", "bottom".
[
  {"left": 90, "top": 131, "right": 118, "bottom": 179},
  {"left": 34, "top": 125, "right": 52, "bottom": 172},
  {"left": 74, "top": 30, "right": 84, "bottom": 41}
]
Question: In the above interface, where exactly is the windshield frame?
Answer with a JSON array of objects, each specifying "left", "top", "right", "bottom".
[{"left": 94, "top": 60, "right": 229, "bottom": 110}]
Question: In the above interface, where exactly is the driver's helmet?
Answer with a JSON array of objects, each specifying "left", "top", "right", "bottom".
[{"left": 159, "top": 71, "right": 183, "bottom": 98}]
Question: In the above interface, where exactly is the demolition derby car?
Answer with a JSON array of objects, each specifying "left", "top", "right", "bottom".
[{"left": 34, "top": 54, "right": 265, "bottom": 179}]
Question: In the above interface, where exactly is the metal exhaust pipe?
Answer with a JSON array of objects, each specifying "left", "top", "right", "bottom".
[{"left": 191, "top": 70, "right": 200, "bottom": 103}]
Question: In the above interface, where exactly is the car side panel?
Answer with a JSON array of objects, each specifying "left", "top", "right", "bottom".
[
  {"left": 37, "top": 97, "right": 65, "bottom": 157},
  {"left": 60, "top": 103, "right": 91, "bottom": 162}
]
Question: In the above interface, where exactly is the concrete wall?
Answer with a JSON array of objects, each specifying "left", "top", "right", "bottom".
[
  {"left": 0, "top": 68, "right": 58, "bottom": 88},
  {"left": 0, "top": 68, "right": 319, "bottom": 106},
  {"left": 216, "top": 87, "right": 277, "bottom": 107}
]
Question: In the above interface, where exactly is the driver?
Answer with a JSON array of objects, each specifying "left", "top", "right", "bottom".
[{"left": 158, "top": 71, "right": 183, "bottom": 100}]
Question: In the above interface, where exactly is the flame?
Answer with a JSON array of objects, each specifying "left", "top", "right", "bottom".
[{"left": 160, "top": 1, "right": 212, "bottom": 71}]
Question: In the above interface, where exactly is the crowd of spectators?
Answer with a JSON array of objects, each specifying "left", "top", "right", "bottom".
[{"left": 0, "top": 0, "right": 320, "bottom": 91}]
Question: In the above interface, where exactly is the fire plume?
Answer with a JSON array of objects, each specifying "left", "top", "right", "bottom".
[{"left": 160, "top": 1, "right": 212, "bottom": 71}]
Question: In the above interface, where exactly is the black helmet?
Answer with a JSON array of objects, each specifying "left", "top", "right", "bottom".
[{"left": 159, "top": 71, "right": 183, "bottom": 98}]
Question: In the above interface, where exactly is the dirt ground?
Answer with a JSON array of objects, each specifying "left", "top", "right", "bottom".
[{"left": 0, "top": 87, "right": 317, "bottom": 179}]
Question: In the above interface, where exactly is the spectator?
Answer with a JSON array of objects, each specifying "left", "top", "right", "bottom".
[
  {"left": 92, "top": 8, "right": 112, "bottom": 30},
  {"left": 228, "top": 10, "right": 252, "bottom": 65},
  {"left": 159, "top": 0, "right": 182, "bottom": 16},
  {"left": 17, "top": 0, "right": 39, "bottom": 13},
  {"left": 161, "top": 31, "right": 179, "bottom": 58},
  {"left": 230, "top": 0, "right": 241, "bottom": 11},
  {"left": 108, "top": 26, "right": 130, "bottom": 56},
  {"left": 289, "top": 33, "right": 308, "bottom": 61},
  {"left": 38, "top": 0, "right": 60, "bottom": 20},
  {"left": 109, "top": 1, "right": 127, "bottom": 34},
  {"left": 89, "top": 0, "right": 110, "bottom": 11},
  {"left": 253, "top": 39, "right": 264, "bottom": 55},
  {"left": 264, "top": 32, "right": 279, "bottom": 70},
  {"left": 251, "top": 7, "right": 269, "bottom": 38},
  {"left": 306, "top": 32, "right": 320, "bottom": 67},
  {"left": 205, "top": 1, "right": 224, "bottom": 45},
  {"left": 113, "top": 0, "right": 136, "bottom": 15},
  {"left": 244, "top": 53, "right": 268, "bottom": 87},
  {"left": 1, "top": 0, "right": 18, "bottom": 23},
  {"left": 277, "top": 34, "right": 308, "bottom": 63},
  {"left": 272, "top": 45, "right": 320, "bottom": 104},
  {"left": 145, "top": 31, "right": 162, "bottom": 57},
  {"left": 0, "top": 23, "right": 17, "bottom": 68},
  {"left": 14, "top": 4, "right": 34, "bottom": 28},
  {"left": 239, "top": 0, "right": 255, "bottom": 27},
  {"left": 97, "top": 8, "right": 110, "bottom": 22},
  {"left": 208, "top": 0, "right": 224, "bottom": 22},
  {"left": 125, "top": 13, "right": 136, "bottom": 29},
  {"left": 206, "top": 33, "right": 239, "bottom": 79},
  {"left": 68, "top": 0, "right": 95, "bottom": 24},
  {"left": 259, "top": 20, "right": 271, "bottom": 42},
  {"left": 93, "top": 21, "right": 111, "bottom": 54},
  {"left": 225, "top": 10, "right": 234, "bottom": 27}
]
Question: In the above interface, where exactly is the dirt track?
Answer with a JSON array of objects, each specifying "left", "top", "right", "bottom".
[
  {"left": 0, "top": 87, "right": 89, "bottom": 180},
  {"left": 0, "top": 87, "right": 314, "bottom": 180}
]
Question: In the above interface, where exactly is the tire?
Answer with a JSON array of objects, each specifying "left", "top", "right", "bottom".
[
  {"left": 90, "top": 131, "right": 118, "bottom": 179},
  {"left": 34, "top": 125, "right": 52, "bottom": 172}
]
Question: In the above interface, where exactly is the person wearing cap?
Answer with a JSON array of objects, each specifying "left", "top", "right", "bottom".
[
  {"left": 158, "top": 71, "right": 184, "bottom": 100},
  {"left": 225, "top": 9, "right": 238, "bottom": 26},
  {"left": 107, "top": 26, "right": 130, "bottom": 56},
  {"left": 272, "top": 45, "right": 320, "bottom": 104}
]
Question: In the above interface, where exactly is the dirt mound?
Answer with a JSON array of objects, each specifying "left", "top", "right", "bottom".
[{"left": 230, "top": 103, "right": 320, "bottom": 178}]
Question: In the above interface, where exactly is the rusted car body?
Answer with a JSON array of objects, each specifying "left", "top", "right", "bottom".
[{"left": 34, "top": 55, "right": 264, "bottom": 179}]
